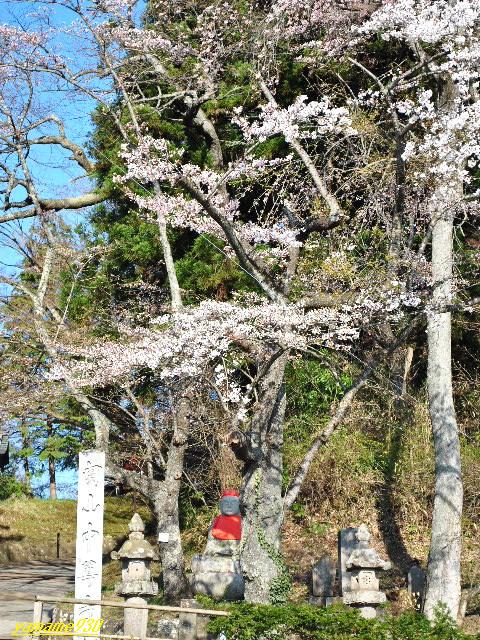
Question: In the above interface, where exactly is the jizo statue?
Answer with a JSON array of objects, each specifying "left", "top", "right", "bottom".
[
  {"left": 190, "top": 489, "right": 245, "bottom": 600},
  {"left": 210, "top": 490, "right": 242, "bottom": 541}
]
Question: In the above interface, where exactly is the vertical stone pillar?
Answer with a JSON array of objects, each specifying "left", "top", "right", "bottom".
[
  {"left": 178, "top": 599, "right": 209, "bottom": 640},
  {"left": 74, "top": 450, "right": 105, "bottom": 636},
  {"left": 124, "top": 596, "right": 148, "bottom": 639},
  {"left": 338, "top": 528, "right": 357, "bottom": 595}
]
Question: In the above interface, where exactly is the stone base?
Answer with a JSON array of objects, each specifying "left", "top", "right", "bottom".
[
  {"left": 204, "top": 536, "right": 240, "bottom": 557},
  {"left": 357, "top": 606, "right": 377, "bottom": 620},
  {"left": 190, "top": 571, "right": 245, "bottom": 601},
  {"left": 116, "top": 579, "right": 158, "bottom": 596},
  {"left": 325, "top": 596, "right": 344, "bottom": 606},
  {"left": 343, "top": 590, "right": 386, "bottom": 605},
  {"left": 191, "top": 555, "right": 240, "bottom": 574},
  {"left": 124, "top": 596, "right": 148, "bottom": 638},
  {"left": 309, "top": 595, "right": 329, "bottom": 607}
]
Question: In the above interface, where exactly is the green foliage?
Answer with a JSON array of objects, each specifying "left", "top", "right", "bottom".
[
  {"left": 255, "top": 526, "right": 292, "bottom": 605},
  {"left": 207, "top": 603, "right": 475, "bottom": 640},
  {"left": 0, "top": 473, "right": 29, "bottom": 500},
  {"left": 175, "top": 234, "right": 258, "bottom": 301}
]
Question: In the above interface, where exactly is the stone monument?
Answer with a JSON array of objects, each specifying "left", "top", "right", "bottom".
[
  {"left": 310, "top": 554, "right": 336, "bottom": 605},
  {"left": 342, "top": 525, "right": 391, "bottom": 619},
  {"left": 190, "top": 490, "right": 245, "bottom": 601},
  {"left": 74, "top": 450, "right": 105, "bottom": 638},
  {"left": 407, "top": 564, "right": 426, "bottom": 610},
  {"left": 111, "top": 513, "right": 158, "bottom": 638}
]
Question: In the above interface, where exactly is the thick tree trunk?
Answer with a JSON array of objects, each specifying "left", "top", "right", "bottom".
[
  {"left": 240, "top": 353, "right": 288, "bottom": 604},
  {"left": 423, "top": 212, "right": 463, "bottom": 621},
  {"left": 155, "top": 394, "right": 190, "bottom": 602},
  {"left": 154, "top": 486, "right": 187, "bottom": 603}
]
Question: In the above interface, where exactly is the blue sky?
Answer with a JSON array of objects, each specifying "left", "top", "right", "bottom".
[{"left": 0, "top": 1, "right": 117, "bottom": 498}]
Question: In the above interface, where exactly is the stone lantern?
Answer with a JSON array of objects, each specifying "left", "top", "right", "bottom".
[
  {"left": 111, "top": 513, "right": 158, "bottom": 638},
  {"left": 343, "top": 525, "right": 391, "bottom": 619}
]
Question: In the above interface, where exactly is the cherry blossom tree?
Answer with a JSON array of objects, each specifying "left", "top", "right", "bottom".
[
  {"left": 354, "top": 0, "right": 480, "bottom": 620},
  {"left": 3, "top": 0, "right": 478, "bottom": 611}
]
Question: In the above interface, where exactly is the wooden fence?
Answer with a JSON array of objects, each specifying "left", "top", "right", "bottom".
[{"left": 0, "top": 591, "right": 229, "bottom": 640}]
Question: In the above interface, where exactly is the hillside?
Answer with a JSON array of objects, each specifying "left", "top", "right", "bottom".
[{"left": 0, "top": 496, "right": 152, "bottom": 563}]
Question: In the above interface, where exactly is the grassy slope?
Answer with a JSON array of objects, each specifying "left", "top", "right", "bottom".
[{"left": 0, "top": 496, "right": 152, "bottom": 561}]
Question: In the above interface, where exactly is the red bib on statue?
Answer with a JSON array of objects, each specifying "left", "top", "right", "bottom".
[{"left": 211, "top": 514, "right": 242, "bottom": 540}]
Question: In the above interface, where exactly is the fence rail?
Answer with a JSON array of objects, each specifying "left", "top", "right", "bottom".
[{"left": 0, "top": 591, "right": 229, "bottom": 640}]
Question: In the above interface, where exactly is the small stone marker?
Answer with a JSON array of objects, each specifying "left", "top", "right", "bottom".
[
  {"left": 311, "top": 554, "right": 335, "bottom": 604},
  {"left": 178, "top": 599, "right": 208, "bottom": 640},
  {"left": 338, "top": 528, "right": 358, "bottom": 595},
  {"left": 74, "top": 450, "right": 105, "bottom": 637},
  {"left": 408, "top": 565, "right": 426, "bottom": 608}
]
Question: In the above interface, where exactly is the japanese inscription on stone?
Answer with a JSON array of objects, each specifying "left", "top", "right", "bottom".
[{"left": 74, "top": 450, "right": 105, "bottom": 633}]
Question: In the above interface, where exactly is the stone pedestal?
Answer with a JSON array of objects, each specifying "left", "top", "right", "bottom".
[{"left": 124, "top": 596, "right": 148, "bottom": 638}]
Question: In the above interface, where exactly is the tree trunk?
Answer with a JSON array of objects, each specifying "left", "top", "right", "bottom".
[
  {"left": 423, "top": 211, "right": 463, "bottom": 621},
  {"left": 49, "top": 456, "right": 57, "bottom": 500},
  {"left": 423, "top": 74, "right": 463, "bottom": 621},
  {"left": 155, "top": 393, "right": 190, "bottom": 602},
  {"left": 46, "top": 419, "right": 57, "bottom": 500},
  {"left": 240, "top": 353, "right": 288, "bottom": 604}
]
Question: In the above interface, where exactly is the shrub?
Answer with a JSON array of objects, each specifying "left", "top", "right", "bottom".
[
  {"left": 0, "top": 473, "right": 29, "bottom": 500},
  {"left": 208, "top": 603, "right": 476, "bottom": 640}
]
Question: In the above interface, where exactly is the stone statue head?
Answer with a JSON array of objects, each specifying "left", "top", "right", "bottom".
[{"left": 219, "top": 490, "right": 240, "bottom": 516}]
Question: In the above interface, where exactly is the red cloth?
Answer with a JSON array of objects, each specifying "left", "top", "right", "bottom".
[
  {"left": 222, "top": 489, "right": 240, "bottom": 497},
  {"left": 211, "top": 515, "right": 242, "bottom": 540}
]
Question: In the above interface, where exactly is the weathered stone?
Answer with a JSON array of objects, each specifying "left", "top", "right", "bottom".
[
  {"left": 124, "top": 596, "right": 148, "bottom": 639},
  {"left": 347, "top": 547, "right": 391, "bottom": 571},
  {"left": 312, "top": 554, "right": 335, "bottom": 599},
  {"left": 179, "top": 599, "right": 206, "bottom": 640},
  {"left": 102, "top": 535, "right": 116, "bottom": 556},
  {"left": 191, "top": 572, "right": 245, "bottom": 601},
  {"left": 343, "top": 590, "right": 387, "bottom": 605},
  {"left": 350, "top": 569, "right": 379, "bottom": 592},
  {"left": 112, "top": 513, "right": 159, "bottom": 637},
  {"left": 191, "top": 555, "right": 239, "bottom": 574},
  {"left": 129, "top": 513, "right": 145, "bottom": 533},
  {"left": 358, "top": 606, "right": 377, "bottom": 619},
  {"left": 325, "top": 596, "right": 344, "bottom": 606},
  {"left": 157, "top": 619, "right": 179, "bottom": 640},
  {"left": 407, "top": 565, "right": 426, "bottom": 596},
  {"left": 74, "top": 450, "right": 105, "bottom": 633},
  {"left": 338, "top": 528, "right": 358, "bottom": 595},
  {"left": 204, "top": 537, "right": 240, "bottom": 557}
]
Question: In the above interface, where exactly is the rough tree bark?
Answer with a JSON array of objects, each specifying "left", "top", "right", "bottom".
[
  {"left": 238, "top": 353, "right": 288, "bottom": 604},
  {"left": 152, "top": 393, "right": 190, "bottom": 601}
]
